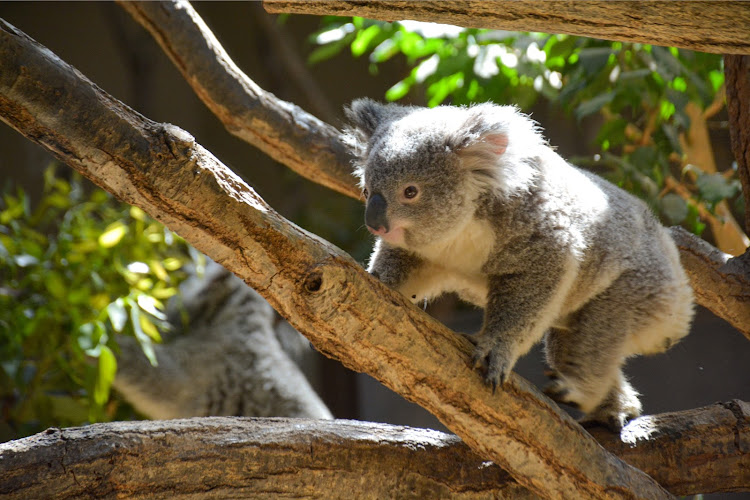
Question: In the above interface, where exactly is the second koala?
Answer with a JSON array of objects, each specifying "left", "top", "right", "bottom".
[{"left": 345, "top": 99, "right": 694, "bottom": 429}]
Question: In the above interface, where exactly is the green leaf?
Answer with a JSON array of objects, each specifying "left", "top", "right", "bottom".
[
  {"left": 385, "top": 79, "right": 413, "bottom": 101},
  {"left": 696, "top": 173, "right": 741, "bottom": 203},
  {"left": 660, "top": 193, "right": 688, "bottom": 224},
  {"left": 98, "top": 221, "right": 127, "bottom": 248},
  {"left": 578, "top": 47, "right": 613, "bottom": 75},
  {"left": 130, "top": 304, "right": 158, "bottom": 366},
  {"left": 574, "top": 91, "right": 615, "bottom": 120},
  {"left": 351, "top": 24, "right": 381, "bottom": 57},
  {"left": 93, "top": 345, "right": 117, "bottom": 406},
  {"left": 106, "top": 298, "right": 128, "bottom": 333}
]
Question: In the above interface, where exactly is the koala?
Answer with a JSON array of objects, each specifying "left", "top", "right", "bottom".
[{"left": 344, "top": 99, "right": 695, "bottom": 429}]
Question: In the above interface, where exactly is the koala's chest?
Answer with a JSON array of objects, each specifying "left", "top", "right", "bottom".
[{"left": 416, "top": 218, "right": 494, "bottom": 306}]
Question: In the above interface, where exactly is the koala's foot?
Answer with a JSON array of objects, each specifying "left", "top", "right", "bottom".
[
  {"left": 471, "top": 337, "right": 517, "bottom": 393},
  {"left": 580, "top": 378, "right": 642, "bottom": 431}
]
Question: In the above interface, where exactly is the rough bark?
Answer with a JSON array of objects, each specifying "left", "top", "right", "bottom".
[
  {"left": 0, "top": 19, "right": 671, "bottom": 499},
  {"left": 3, "top": 400, "right": 748, "bottom": 498},
  {"left": 119, "top": 0, "right": 750, "bottom": 338},
  {"left": 117, "top": 0, "right": 358, "bottom": 199},
  {"left": 589, "top": 400, "right": 750, "bottom": 496},
  {"left": 0, "top": 418, "right": 534, "bottom": 499},
  {"left": 669, "top": 227, "right": 750, "bottom": 340},
  {"left": 726, "top": 54, "right": 750, "bottom": 235},
  {"left": 264, "top": 1, "right": 750, "bottom": 55}
]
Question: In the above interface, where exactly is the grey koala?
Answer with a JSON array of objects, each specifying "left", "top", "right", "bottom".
[{"left": 344, "top": 99, "right": 694, "bottom": 429}]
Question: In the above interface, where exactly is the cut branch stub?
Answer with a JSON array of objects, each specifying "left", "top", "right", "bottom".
[{"left": 0, "top": 18, "right": 672, "bottom": 499}]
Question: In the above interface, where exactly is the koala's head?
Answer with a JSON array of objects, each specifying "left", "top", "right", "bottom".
[{"left": 343, "top": 99, "right": 543, "bottom": 250}]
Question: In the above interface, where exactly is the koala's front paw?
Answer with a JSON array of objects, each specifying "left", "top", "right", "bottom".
[{"left": 472, "top": 338, "right": 517, "bottom": 393}]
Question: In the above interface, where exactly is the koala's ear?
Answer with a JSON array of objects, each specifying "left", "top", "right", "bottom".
[
  {"left": 448, "top": 106, "right": 510, "bottom": 158},
  {"left": 344, "top": 98, "right": 391, "bottom": 138}
]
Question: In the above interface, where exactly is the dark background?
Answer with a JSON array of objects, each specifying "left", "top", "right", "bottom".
[{"left": 0, "top": 4, "right": 747, "bottom": 496}]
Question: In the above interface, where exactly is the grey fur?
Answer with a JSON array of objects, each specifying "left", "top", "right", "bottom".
[
  {"left": 345, "top": 99, "right": 694, "bottom": 429},
  {"left": 113, "top": 260, "right": 332, "bottom": 421}
]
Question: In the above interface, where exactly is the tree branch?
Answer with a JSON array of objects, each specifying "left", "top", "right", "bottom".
[
  {"left": 669, "top": 227, "right": 750, "bottom": 340},
  {"left": 3, "top": 400, "right": 748, "bottom": 498},
  {"left": 0, "top": 18, "right": 671, "bottom": 499},
  {"left": 116, "top": 0, "right": 359, "bottom": 199},
  {"left": 119, "top": 0, "right": 750, "bottom": 341},
  {"left": 263, "top": 1, "right": 750, "bottom": 55},
  {"left": 0, "top": 418, "right": 531, "bottom": 499}
]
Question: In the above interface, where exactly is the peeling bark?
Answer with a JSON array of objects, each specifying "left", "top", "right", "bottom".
[
  {"left": 0, "top": 19, "right": 672, "bottom": 499},
  {"left": 263, "top": 1, "right": 750, "bottom": 55}
]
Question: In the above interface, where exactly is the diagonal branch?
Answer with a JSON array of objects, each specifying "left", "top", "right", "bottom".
[
  {"left": 117, "top": 0, "right": 358, "bottom": 199},
  {"left": 263, "top": 0, "right": 750, "bottom": 55},
  {"left": 0, "top": 18, "right": 671, "bottom": 499}
]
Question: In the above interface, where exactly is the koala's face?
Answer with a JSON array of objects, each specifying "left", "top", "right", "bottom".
[{"left": 359, "top": 112, "right": 476, "bottom": 250}]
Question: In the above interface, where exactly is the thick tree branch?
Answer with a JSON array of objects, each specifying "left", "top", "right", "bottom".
[
  {"left": 0, "top": 18, "right": 671, "bottom": 499},
  {"left": 669, "top": 227, "right": 750, "bottom": 340},
  {"left": 589, "top": 400, "right": 750, "bottom": 496},
  {"left": 264, "top": 1, "right": 750, "bottom": 55},
  {"left": 117, "top": 0, "right": 359, "bottom": 199},
  {"left": 3, "top": 400, "right": 748, "bottom": 498},
  {"left": 0, "top": 418, "right": 532, "bottom": 499}
]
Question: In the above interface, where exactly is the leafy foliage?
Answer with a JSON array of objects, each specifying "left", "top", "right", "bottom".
[
  {"left": 0, "top": 166, "right": 202, "bottom": 439},
  {"left": 310, "top": 18, "right": 742, "bottom": 235}
]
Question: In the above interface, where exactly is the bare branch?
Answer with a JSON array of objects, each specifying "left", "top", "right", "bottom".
[
  {"left": 117, "top": 0, "right": 359, "bottom": 199},
  {"left": 0, "top": 18, "right": 671, "bottom": 499},
  {"left": 0, "top": 418, "right": 533, "bottom": 499},
  {"left": 264, "top": 0, "right": 750, "bottom": 55},
  {"left": 589, "top": 400, "right": 750, "bottom": 496},
  {"left": 3, "top": 401, "right": 749, "bottom": 498},
  {"left": 669, "top": 227, "right": 750, "bottom": 340}
]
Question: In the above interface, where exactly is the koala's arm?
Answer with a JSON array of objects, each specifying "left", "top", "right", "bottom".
[
  {"left": 368, "top": 240, "right": 436, "bottom": 302},
  {"left": 476, "top": 249, "right": 574, "bottom": 386}
]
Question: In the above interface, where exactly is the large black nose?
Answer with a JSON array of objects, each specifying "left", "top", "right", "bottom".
[{"left": 365, "top": 192, "right": 389, "bottom": 232}]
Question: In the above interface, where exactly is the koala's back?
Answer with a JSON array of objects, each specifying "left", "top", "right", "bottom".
[{"left": 488, "top": 149, "right": 694, "bottom": 353}]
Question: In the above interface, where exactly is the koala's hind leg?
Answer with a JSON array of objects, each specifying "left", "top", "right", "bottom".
[{"left": 543, "top": 273, "right": 653, "bottom": 429}]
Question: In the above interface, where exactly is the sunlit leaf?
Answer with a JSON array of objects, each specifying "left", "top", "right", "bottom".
[
  {"left": 107, "top": 298, "right": 127, "bottom": 332},
  {"left": 93, "top": 345, "right": 117, "bottom": 406},
  {"left": 137, "top": 294, "right": 167, "bottom": 321},
  {"left": 130, "top": 304, "right": 158, "bottom": 366},
  {"left": 98, "top": 221, "right": 127, "bottom": 248}
]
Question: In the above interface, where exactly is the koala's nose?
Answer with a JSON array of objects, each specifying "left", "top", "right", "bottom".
[{"left": 365, "top": 192, "right": 390, "bottom": 233}]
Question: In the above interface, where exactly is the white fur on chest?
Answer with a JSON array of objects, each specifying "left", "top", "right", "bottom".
[{"left": 412, "top": 217, "right": 493, "bottom": 306}]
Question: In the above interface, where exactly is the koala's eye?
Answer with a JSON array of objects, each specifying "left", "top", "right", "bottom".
[
  {"left": 362, "top": 188, "right": 369, "bottom": 199},
  {"left": 403, "top": 186, "right": 419, "bottom": 199}
]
